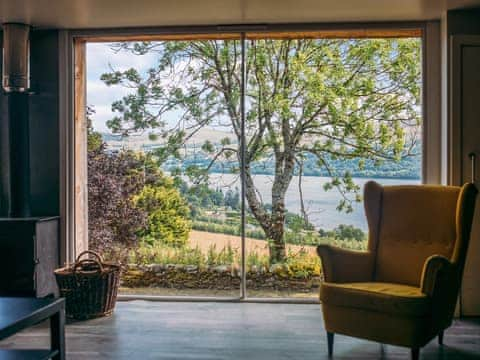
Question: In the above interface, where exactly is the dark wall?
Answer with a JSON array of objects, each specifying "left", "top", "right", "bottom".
[
  {"left": 447, "top": 8, "right": 480, "bottom": 35},
  {"left": 0, "top": 91, "right": 9, "bottom": 216},
  {"left": 29, "top": 30, "right": 60, "bottom": 216},
  {"left": 0, "top": 35, "right": 9, "bottom": 216},
  {"left": 0, "top": 29, "right": 60, "bottom": 217}
]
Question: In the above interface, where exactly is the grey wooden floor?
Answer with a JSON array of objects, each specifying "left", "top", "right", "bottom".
[{"left": 0, "top": 301, "right": 479, "bottom": 359}]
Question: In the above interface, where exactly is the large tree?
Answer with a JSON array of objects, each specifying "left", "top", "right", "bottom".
[{"left": 101, "top": 38, "right": 421, "bottom": 263}]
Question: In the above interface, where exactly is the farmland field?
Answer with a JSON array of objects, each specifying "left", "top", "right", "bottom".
[{"left": 188, "top": 230, "right": 317, "bottom": 258}]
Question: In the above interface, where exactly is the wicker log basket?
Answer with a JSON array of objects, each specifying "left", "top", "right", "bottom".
[{"left": 54, "top": 250, "right": 121, "bottom": 320}]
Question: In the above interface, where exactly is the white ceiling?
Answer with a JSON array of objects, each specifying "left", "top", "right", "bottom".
[{"left": 0, "top": 0, "right": 479, "bottom": 29}]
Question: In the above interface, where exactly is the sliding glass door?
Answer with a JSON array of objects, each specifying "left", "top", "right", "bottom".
[
  {"left": 83, "top": 29, "right": 423, "bottom": 299},
  {"left": 86, "top": 38, "right": 244, "bottom": 297}
]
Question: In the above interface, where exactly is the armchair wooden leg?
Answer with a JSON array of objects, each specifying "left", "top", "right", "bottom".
[
  {"left": 411, "top": 348, "right": 420, "bottom": 360},
  {"left": 327, "top": 332, "right": 334, "bottom": 357},
  {"left": 438, "top": 330, "right": 444, "bottom": 345}
]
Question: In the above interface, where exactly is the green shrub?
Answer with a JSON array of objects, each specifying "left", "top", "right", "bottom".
[
  {"left": 134, "top": 184, "right": 191, "bottom": 247},
  {"left": 132, "top": 243, "right": 205, "bottom": 266},
  {"left": 285, "top": 213, "right": 315, "bottom": 232},
  {"left": 206, "top": 243, "right": 237, "bottom": 266},
  {"left": 285, "top": 248, "right": 321, "bottom": 278},
  {"left": 246, "top": 251, "right": 269, "bottom": 269},
  {"left": 318, "top": 224, "right": 366, "bottom": 242},
  {"left": 284, "top": 230, "right": 322, "bottom": 245}
]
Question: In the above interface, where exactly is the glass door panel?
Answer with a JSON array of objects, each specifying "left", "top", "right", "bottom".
[{"left": 244, "top": 36, "right": 422, "bottom": 298}]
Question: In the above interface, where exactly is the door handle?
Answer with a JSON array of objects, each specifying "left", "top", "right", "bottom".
[{"left": 468, "top": 152, "right": 476, "bottom": 183}]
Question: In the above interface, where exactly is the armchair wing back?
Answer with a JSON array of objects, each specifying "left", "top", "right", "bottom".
[
  {"left": 365, "top": 181, "right": 477, "bottom": 322},
  {"left": 365, "top": 181, "right": 475, "bottom": 288}
]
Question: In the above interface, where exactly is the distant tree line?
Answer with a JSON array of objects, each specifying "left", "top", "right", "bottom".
[{"left": 158, "top": 147, "right": 421, "bottom": 180}]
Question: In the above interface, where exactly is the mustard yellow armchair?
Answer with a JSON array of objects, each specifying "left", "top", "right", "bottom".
[{"left": 317, "top": 181, "right": 477, "bottom": 360}]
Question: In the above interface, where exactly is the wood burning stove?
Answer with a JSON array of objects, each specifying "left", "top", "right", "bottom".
[
  {"left": 0, "top": 217, "right": 59, "bottom": 297},
  {"left": 0, "top": 23, "right": 59, "bottom": 297}
]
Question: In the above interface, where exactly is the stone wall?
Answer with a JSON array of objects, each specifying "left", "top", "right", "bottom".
[{"left": 122, "top": 264, "right": 322, "bottom": 292}]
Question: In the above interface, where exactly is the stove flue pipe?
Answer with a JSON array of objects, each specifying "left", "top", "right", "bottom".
[
  {"left": 2, "top": 23, "right": 31, "bottom": 217},
  {"left": 3, "top": 23, "right": 30, "bottom": 93}
]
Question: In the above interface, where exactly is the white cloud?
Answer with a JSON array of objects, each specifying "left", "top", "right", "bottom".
[
  {"left": 88, "top": 105, "right": 117, "bottom": 133},
  {"left": 86, "top": 42, "right": 159, "bottom": 133},
  {"left": 87, "top": 42, "right": 157, "bottom": 76}
]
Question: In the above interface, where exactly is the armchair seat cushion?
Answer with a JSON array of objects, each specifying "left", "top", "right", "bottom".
[{"left": 320, "top": 282, "right": 431, "bottom": 317}]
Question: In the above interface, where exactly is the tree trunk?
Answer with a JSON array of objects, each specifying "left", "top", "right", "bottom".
[
  {"left": 244, "top": 170, "right": 292, "bottom": 263},
  {"left": 244, "top": 167, "right": 288, "bottom": 263},
  {"left": 266, "top": 205, "right": 287, "bottom": 263},
  {"left": 267, "top": 152, "right": 295, "bottom": 263}
]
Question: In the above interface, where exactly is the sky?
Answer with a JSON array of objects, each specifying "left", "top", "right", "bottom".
[
  {"left": 86, "top": 42, "right": 234, "bottom": 135},
  {"left": 86, "top": 42, "right": 158, "bottom": 133}
]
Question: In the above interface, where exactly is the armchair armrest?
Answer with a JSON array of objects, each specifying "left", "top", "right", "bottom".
[
  {"left": 420, "top": 255, "right": 454, "bottom": 297},
  {"left": 316, "top": 244, "right": 374, "bottom": 283}
]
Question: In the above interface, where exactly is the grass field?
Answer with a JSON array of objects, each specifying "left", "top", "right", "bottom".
[{"left": 187, "top": 230, "right": 317, "bottom": 257}]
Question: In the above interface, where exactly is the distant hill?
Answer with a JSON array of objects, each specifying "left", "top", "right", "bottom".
[
  {"left": 102, "top": 127, "right": 236, "bottom": 151},
  {"left": 103, "top": 131, "right": 421, "bottom": 180}
]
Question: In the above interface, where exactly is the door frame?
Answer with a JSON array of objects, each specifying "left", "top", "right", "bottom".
[
  {"left": 59, "top": 21, "right": 441, "bottom": 302},
  {"left": 449, "top": 35, "right": 480, "bottom": 316}
]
